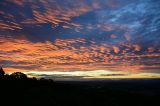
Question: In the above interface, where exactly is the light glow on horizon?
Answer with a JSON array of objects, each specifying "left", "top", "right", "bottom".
[{"left": 5, "top": 70, "right": 159, "bottom": 80}]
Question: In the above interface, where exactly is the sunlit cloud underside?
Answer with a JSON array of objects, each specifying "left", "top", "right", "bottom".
[{"left": 0, "top": 0, "right": 160, "bottom": 79}]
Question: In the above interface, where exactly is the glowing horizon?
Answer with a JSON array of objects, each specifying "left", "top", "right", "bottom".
[{"left": 5, "top": 69, "right": 160, "bottom": 80}]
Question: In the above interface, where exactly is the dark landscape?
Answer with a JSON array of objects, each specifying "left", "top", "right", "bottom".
[{"left": 0, "top": 68, "right": 160, "bottom": 106}]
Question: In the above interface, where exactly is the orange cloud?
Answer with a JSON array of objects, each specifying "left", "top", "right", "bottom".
[
  {"left": 0, "top": 35, "right": 160, "bottom": 74},
  {"left": 133, "top": 44, "right": 141, "bottom": 51},
  {"left": 0, "top": 21, "right": 22, "bottom": 30},
  {"left": 112, "top": 46, "right": 120, "bottom": 53},
  {"left": 1, "top": 0, "right": 102, "bottom": 31}
]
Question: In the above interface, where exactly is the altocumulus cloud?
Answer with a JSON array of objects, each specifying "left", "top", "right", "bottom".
[{"left": 0, "top": 0, "right": 160, "bottom": 79}]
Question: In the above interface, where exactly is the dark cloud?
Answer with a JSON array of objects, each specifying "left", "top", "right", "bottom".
[{"left": 100, "top": 74, "right": 127, "bottom": 76}]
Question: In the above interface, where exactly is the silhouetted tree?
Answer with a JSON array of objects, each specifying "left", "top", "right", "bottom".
[
  {"left": 10, "top": 72, "right": 27, "bottom": 80},
  {"left": 31, "top": 77, "right": 37, "bottom": 81},
  {"left": 0, "top": 67, "right": 5, "bottom": 77}
]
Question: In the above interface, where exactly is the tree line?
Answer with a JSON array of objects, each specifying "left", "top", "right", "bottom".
[{"left": 0, "top": 67, "right": 54, "bottom": 83}]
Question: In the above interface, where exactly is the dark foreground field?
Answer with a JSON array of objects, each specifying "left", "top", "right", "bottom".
[{"left": 0, "top": 79, "right": 160, "bottom": 106}]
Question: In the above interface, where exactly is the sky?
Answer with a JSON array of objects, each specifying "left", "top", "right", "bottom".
[{"left": 0, "top": 0, "right": 160, "bottom": 80}]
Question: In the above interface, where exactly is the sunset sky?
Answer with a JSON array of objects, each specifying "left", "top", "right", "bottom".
[{"left": 0, "top": 0, "right": 160, "bottom": 80}]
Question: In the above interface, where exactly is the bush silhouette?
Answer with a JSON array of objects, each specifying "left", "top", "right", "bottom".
[
  {"left": 10, "top": 72, "right": 28, "bottom": 80},
  {"left": 0, "top": 67, "right": 5, "bottom": 77}
]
